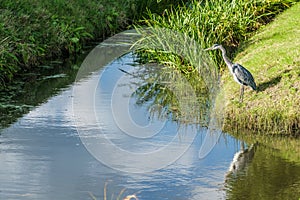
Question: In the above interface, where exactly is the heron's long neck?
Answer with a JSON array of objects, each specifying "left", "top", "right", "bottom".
[{"left": 219, "top": 46, "right": 233, "bottom": 73}]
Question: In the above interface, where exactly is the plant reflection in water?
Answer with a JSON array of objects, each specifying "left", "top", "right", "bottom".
[{"left": 118, "top": 59, "right": 211, "bottom": 127}]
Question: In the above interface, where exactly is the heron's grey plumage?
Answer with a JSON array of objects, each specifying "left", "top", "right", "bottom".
[
  {"left": 232, "top": 64, "right": 256, "bottom": 90},
  {"left": 204, "top": 44, "right": 257, "bottom": 102}
]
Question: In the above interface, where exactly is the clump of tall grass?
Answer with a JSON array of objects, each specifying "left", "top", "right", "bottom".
[
  {"left": 224, "top": 104, "right": 300, "bottom": 135},
  {"left": 0, "top": 37, "right": 18, "bottom": 85},
  {"left": 132, "top": 26, "right": 221, "bottom": 126},
  {"left": 135, "top": 0, "right": 296, "bottom": 67}
]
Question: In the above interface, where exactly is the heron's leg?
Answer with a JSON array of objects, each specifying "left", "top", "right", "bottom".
[{"left": 239, "top": 85, "right": 244, "bottom": 103}]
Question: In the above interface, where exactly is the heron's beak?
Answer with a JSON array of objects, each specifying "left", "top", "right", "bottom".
[{"left": 204, "top": 47, "right": 212, "bottom": 51}]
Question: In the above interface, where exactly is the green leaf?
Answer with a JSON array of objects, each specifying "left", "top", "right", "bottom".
[{"left": 70, "top": 37, "right": 79, "bottom": 43}]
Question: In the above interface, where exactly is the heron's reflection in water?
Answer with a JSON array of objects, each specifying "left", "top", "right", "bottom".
[{"left": 226, "top": 141, "right": 257, "bottom": 178}]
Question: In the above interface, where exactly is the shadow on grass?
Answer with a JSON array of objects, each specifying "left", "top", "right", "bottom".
[
  {"left": 257, "top": 69, "right": 291, "bottom": 92},
  {"left": 257, "top": 75, "right": 282, "bottom": 92}
]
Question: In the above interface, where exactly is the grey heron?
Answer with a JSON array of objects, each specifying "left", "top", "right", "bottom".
[{"left": 205, "top": 44, "right": 257, "bottom": 102}]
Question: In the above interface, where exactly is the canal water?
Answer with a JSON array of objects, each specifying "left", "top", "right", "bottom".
[{"left": 0, "top": 32, "right": 300, "bottom": 200}]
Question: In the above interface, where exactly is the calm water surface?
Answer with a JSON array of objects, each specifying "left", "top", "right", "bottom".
[{"left": 1, "top": 52, "right": 300, "bottom": 199}]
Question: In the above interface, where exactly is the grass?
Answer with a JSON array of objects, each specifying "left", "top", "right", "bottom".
[
  {"left": 223, "top": 2, "right": 300, "bottom": 135},
  {"left": 0, "top": 0, "right": 187, "bottom": 88}
]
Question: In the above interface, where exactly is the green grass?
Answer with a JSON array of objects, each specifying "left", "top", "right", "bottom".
[
  {"left": 223, "top": 2, "right": 300, "bottom": 135},
  {"left": 0, "top": 0, "right": 186, "bottom": 88}
]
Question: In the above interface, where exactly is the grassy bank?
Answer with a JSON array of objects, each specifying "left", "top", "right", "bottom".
[
  {"left": 0, "top": 0, "right": 186, "bottom": 88},
  {"left": 223, "top": 2, "right": 300, "bottom": 135}
]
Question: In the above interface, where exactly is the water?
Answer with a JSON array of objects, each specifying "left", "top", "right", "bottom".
[{"left": 1, "top": 34, "right": 300, "bottom": 199}]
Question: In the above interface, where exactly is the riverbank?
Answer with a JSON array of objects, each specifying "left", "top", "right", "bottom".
[
  {"left": 223, "top": 2, "right": 300, "bottom": 136},
  {"left": 0, "top": 0, "right": 185, "bottom": 88}
]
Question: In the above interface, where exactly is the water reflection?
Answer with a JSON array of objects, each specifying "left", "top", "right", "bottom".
[
  {"left": 0, "top": 51, "right": 300, "bottom": 199},
  {"left": 73, "top": 52, "right": 211, "bottom": 173},
  {"left": 225, "top": 143, "right": 300, "bottom": 200},
  {"left": 226, "top": 142, "right": 257, "bottom": 177},
  {"left": 0, "top": 56, "right": 84, "bottom": 129},
  {"left": 118, "top": 59, "right": 210, "bottom": 125}
]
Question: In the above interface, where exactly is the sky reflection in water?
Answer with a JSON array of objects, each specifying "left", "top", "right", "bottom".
[{"left": 1, "top": 53, "right": 299, "bottom": 200}]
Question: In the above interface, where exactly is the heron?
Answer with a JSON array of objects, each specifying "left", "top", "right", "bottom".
[{"left": 204, "top": 44, "right": 257, "bottom": 102}]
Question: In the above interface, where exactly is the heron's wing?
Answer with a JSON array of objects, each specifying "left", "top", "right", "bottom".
[{"left": 232, "top": 64, "right": 256, "bottom": 90}]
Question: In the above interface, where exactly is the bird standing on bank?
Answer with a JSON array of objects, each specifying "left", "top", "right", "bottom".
[{"left": 204, "top": 44, "right": 257, "bottom": 102}]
